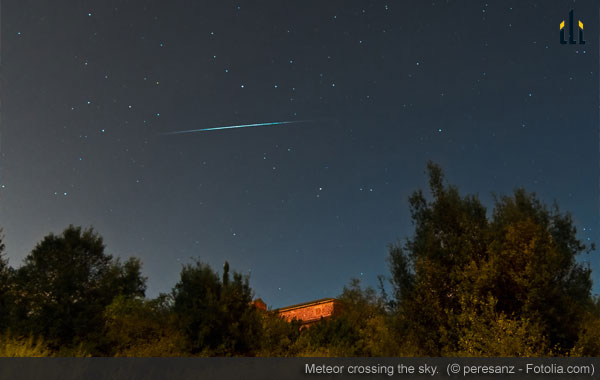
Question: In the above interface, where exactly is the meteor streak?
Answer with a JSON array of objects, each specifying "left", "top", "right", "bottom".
[{"left": 162, "top": 120, "right": 314, "bottom": 135}]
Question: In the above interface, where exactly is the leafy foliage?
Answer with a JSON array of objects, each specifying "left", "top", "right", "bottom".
[
  {"left": 10, "top": 225, "right": 146, "bottom": 354},
  {"left": 172, "top": 260, "right": 262, "bottom": 355},
  {"left": 257, "top": 312, "right": 302, "bottom": 356},
  {"left": 104, "top": 294, "right": 185, "bottom": 356},
  {"left": 389, "top": 162, "right": 595, "bottom": 356},
  {"left": 0, "top": 232, "right": 11, "bottom": 331},
  {"left": 0, "top": 334, "right": 50, "bottom": 357},
  {"left": 0, "top": 162, "right": 597, "bottom": 356},
  {"left": 292, "top": 279, "right": 399, "bottom": 357}
]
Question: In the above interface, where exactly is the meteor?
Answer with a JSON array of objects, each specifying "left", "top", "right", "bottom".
[{"left": 161, "top": 120, "right": 314, "bottom": 135}]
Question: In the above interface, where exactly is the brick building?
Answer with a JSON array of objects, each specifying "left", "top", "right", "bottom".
[{"left": 275, "top": 298, "right": 341, "bottom": 327}]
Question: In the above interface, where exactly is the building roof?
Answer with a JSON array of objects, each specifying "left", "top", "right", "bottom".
[{"left": 275, "top": 297, "right": 337, "bottom": 312}]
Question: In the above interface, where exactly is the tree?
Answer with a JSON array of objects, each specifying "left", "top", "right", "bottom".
[
  {"left": 0, "top": 230, "right": 11, "bottom": 332},
  {"left": 483, "top": 190, "right": 593, "bottom": 351},
  {"left": 13, "top": 225, "right": 146, "bottom": 353},
  {"left": 389, "top": 162, "right": 489, "bottom": 354},
  {"left": 389, "top": 162, "right": 594, "bottom": 355},
  {"left": 339, "top": 280, "right": 401, "bottom": 356},
  {"left": 571, "top": 297, "right": 600, "bottom": 356},
  {"left": 104, "top": 294, "right": 185, "bottom": 356},
  {"left": 218, "top": 262, "right": 263, "bottom": 355},
  {"left": 294, "top": 279, "right": 399, "bottom": 357},
  {"left": 257, "top": 312, "right": 302, "bottom": 357},
  {"left": 172, "top": 260, "right": 261, "bottom": 356},
  {"left": 451, "top": 293, "right": 549, "bottom": 356}
]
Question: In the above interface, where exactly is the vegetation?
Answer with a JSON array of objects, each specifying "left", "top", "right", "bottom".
[
  {"left": 389, "top": 163, "right": 595, "bottom": 356},
  {"left": 172, "top": 261, "right": 262, "bottom": 355},
  {"left": 0, "top": 162, "right": 598, "bottom": 357},
  {"left": 0, "top": 334, "right": 51, "bottom": 357}
]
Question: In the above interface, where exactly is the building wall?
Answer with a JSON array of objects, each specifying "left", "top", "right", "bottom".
[{"left": 277, "top": 299, "right": 338, "bottom": 325}]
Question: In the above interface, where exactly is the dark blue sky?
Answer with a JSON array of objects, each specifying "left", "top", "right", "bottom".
[{"left": 1, "top": 0, "right": 598, "bottom": 308}]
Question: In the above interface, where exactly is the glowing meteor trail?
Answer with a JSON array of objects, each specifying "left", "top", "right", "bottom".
[{"left": 162, "top": 120, "right": 314, "bottom": 135}]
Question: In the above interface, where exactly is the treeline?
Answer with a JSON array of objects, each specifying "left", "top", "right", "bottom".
[{"left": 0, "top": 162, "right": 599, "bottom": 356}]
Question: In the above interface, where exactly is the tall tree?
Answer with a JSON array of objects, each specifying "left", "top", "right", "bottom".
[
  {"left": 13, "top": 225, "right": 146, "bottom": 353},
  {"left": 0, "top": 230, "right": 10, "bottom": 332},
  {"left": 482, "top": 190, "right": 594, "bottom": 351},
  {"left": 172, "top": 260, "right": 261, "bottom": 355},
  {"left": 389, "top": 162, "right": 489, "bottom": 354},
  {"left": 390, "top": 162, "right": 594, "bottom": 355}
]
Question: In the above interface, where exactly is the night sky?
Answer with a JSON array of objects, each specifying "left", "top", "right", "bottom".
[{"left": 1, "top": 1, "right": 598, "bottom": 308}]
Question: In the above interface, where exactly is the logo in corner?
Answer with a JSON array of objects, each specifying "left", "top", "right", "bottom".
[{"left": 560, "top": 9, "right": 585, "bottom": 44}]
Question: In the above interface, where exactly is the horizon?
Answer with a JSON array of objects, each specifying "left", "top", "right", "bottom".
[{"left": 0, "top": 0, "right": 598, "bottom": 309}]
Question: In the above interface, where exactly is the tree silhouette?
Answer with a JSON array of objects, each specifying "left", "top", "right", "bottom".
[
  {"left": 389, "top": 162, "right": 595, "bottom": 355},
  {"left": 12, "top": 225, "right": 146, "bottom": 353},
  {"left": 0, "top": 231, "right": 10, "bottom": 331},
  {"left": 172, "top": 260, "right": 261, "bottom": 355}
]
